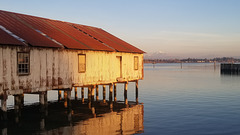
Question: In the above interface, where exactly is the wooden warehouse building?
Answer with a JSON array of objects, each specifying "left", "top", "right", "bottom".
[{"left": 0, "top": 10, "right": 144, "bottom": 119}]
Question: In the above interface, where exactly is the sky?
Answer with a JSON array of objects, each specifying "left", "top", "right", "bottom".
[{"left": 1, "top": 0, "right": 240, "bottom": 58}]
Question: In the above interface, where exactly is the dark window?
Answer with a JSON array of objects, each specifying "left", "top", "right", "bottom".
[
  {"left": 78, "top": 54, "right": 86, "bottom": 73},
  {"left": 17, "top": 52, "right": 30, "bottom": 75},
  {"left": 134, "top": 56, "right": 139, "bottom": 70}
]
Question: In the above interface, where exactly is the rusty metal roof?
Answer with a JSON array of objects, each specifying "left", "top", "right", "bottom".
[
  {"left": 0, "top": 10, "right": 144, "bottom": 53},
  {"left": 0, "top": 11, "right": 62, "bottom": 48},
  {"left": 0, "top": 29, "right": 25, "bottom": 46}
]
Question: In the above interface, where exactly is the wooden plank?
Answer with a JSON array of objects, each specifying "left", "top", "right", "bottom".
[
  {"left": 0, "top": 47, "right": 3, "bottom": 93},
  {"left": 52, "top": 49, "right": 58, "bottom": 89},
  {"left": 32, "top": 49, "right": 41, "bottom": 91},
  {"left": 2, "top": 47, "right": 11, "bottom": 90},
  {"left": 46, "top": 49, "right": 53, "bottom": 90},
  {"left": 40, "top": 50, "right": 47, "bottom": 91}
]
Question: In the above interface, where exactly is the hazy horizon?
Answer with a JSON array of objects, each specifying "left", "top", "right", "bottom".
[{"left": 1, "top": 0, "right": 240, "bottom": 58}]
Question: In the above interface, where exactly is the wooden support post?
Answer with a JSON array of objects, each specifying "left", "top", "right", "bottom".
[
  {"left": 109, "top": 83, "right": 113, "bottom": 102},
  {"left": 91, "top": 85, "right": 95, "bottom": 102},
  {"left": 39, "top": 92, "right": 45, "bottom": 105},
  {"left": 20, "top": 94, "right": 24, "bottom": 109},
  {"left": 136, "top": 80, "right": 139, "bottom": 104},
  {"left": 88, "top": 87, "right": 91, "bottom": 108},
  {"left": 64, "top": 91, "right": 67, "bottom": 108},
  {"left": 96, "top": 85, "right": 99, "bottom": 101},
  {"left": 1, "top": 94, "right": 7, "bottom": 121},
  {"left": 81, "top": 87, "right": 84, "bottom": 103},
  {"left": 39, "top": 92, "right": 48, "bottom": 116},
  {"left": 58, "top": 90, "right": 62, "bottom": 101},
  {"left": 74, "top": 87, "right": 78, "bottom": 100},
  {"left": 124, "top": 82, "right": 128, "bottom": 105},
  {"left": 14, "top": 95, "right": 21, "bottom": 123},
  {"left": 103, "top": 85, "right": 106, "bottom": 103},
  {"left": 88, "top": 87, "right": 91, "bottom": 101},
  {"left": 114, "top": 83, "right": 117, "bottom": 102},
  {"left": 44, "top": 92, "right": 48, "bottom": 107},
  {"left": 67, "top": 90, "right": 71, "bottom": 108}
]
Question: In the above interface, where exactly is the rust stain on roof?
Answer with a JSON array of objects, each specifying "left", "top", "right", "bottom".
[{"left": 0, "top": 10, "right": 144, "bottom": 53}]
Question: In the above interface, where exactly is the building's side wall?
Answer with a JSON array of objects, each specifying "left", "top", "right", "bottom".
[{"left": 0, "top": 46, "right": 143, "bottom": 96}]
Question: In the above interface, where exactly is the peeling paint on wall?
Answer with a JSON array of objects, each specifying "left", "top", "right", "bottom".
[{"left": 0, "top": 46, "right": 143, "bottom": 96}]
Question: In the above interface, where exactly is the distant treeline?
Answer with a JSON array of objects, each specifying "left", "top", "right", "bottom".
[{"left": 144, "top": 57, "right": 240, "bottom": 63}]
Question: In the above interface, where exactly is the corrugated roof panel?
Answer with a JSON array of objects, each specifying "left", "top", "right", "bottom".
[
  {"left": 14, "top": 13, "right": 91, "bottom": 50},
  {"left": 45, "top": 20, "right": 115, "bottom": 51},
  {"left": 72, "top": 24, "right": 132, "bottom": 52},
  {"left": 0, "top": 11, "right": 62, "bottom": 48},
  {"left": 91, "top": 27, "right": 145, "bottom": 53},
  {"left": 0, "top": 10, "right": 144, "bottom": 53},
  {"left": 0, "top": 29, "right": 25, "bottom": 46}
]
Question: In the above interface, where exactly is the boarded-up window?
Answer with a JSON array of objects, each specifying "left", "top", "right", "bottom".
[
  {"left": 17, "top": 52, "right": 30, "bottom": 75},
  {"left": 78, "top": 54, "right": 86, "bottom": 73},
  {"left": 134, "top": 56, "right": 139, "bottom": 70}
]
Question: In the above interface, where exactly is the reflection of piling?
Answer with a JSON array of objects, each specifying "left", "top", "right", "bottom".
[
  {"left": 103, "top": 85, "right": 106, "bottom": 103},
  {"left": 124, "top": 82, "right": 128, "bottom": 105},
  {"left": 181, "top": 62, "right": 183, "bottom": 69},
  {"left": 114, "top": 83, "right": 117, "bottom": 102}
]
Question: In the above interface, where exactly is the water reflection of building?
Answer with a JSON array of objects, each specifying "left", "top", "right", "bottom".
[{"left": 0, "top": 100, "right": 144, "bottom": 135}]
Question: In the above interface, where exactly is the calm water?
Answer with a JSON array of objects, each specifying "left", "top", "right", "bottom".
[
  {"left": 1, "top": 63, "right": 240, "bottom": 135},
  {"left": 142, "top": 63, "right": 240, "bottom": 135}
]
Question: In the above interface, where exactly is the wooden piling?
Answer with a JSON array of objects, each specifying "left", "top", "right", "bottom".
[
  {"left": 67, "top": 90, "right": 71, "bottom": 108},
  {"left": 88, "top": 87, "right": 91, "bottom": 108},
  {"left": 14, "top": 95, "right": 21, "bottom": 123},
  {"left": 136, "top": 80, "right": 139, "bottom": 104},
  {"left": 20, "top": 94, "right": 24, "bottom": 108},
  {"left": 81, "top": 87, "right": 84, "bottom": 103},
  {"left": 124, "top": 82, "right": 128, "bottom": 105},
  {"left": 109, "top": 83, "right": 113, "bottom": 102},
  {"left": 39, "top": 92, "right": 48, "bottom": 116},
  {"left": 64, "top": 91, "right": 68, "bottom": 108},
  {"left": 39, "top": 92, "right": 45, "bottom": 105},
  {"left": 74, "top": 87, "right": 78, "bottom": 100},
  {"left": 96, "top": 85, "right": 99, "bottom": 101},
  {"left": 114, "top": 83, "right": 117, "bottom": 102},
  {"left": 103, "top": 85, "right": 106, "bottom": 103},
  {"left": 91, "top": 85, "right": 95, "bottom": 102},
  {"left": 58, "top": 90, "right": 62, "bottom": 101},
  {"left": 1, "top": 94, "right": 7, "bottom": 120}
]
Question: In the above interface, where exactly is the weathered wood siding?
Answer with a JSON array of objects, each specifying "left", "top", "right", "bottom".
[{"left": 0, "top": 45, "right": 143, "bottom": 96}]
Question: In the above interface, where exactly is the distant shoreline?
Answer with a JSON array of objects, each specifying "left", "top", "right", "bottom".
[{"left": 144, "top": 57, "right": 240, "bottom": 64}]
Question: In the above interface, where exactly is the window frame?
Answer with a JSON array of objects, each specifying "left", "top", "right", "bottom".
[
  {"left": 78, "top": 54, "right": 86, "bottom": 73},
  {"left": 17, "top": 52, "right": 30, "bottom": 76},
  {"left": 134, "top": 56, "right": 139, "bottom": 70}
]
